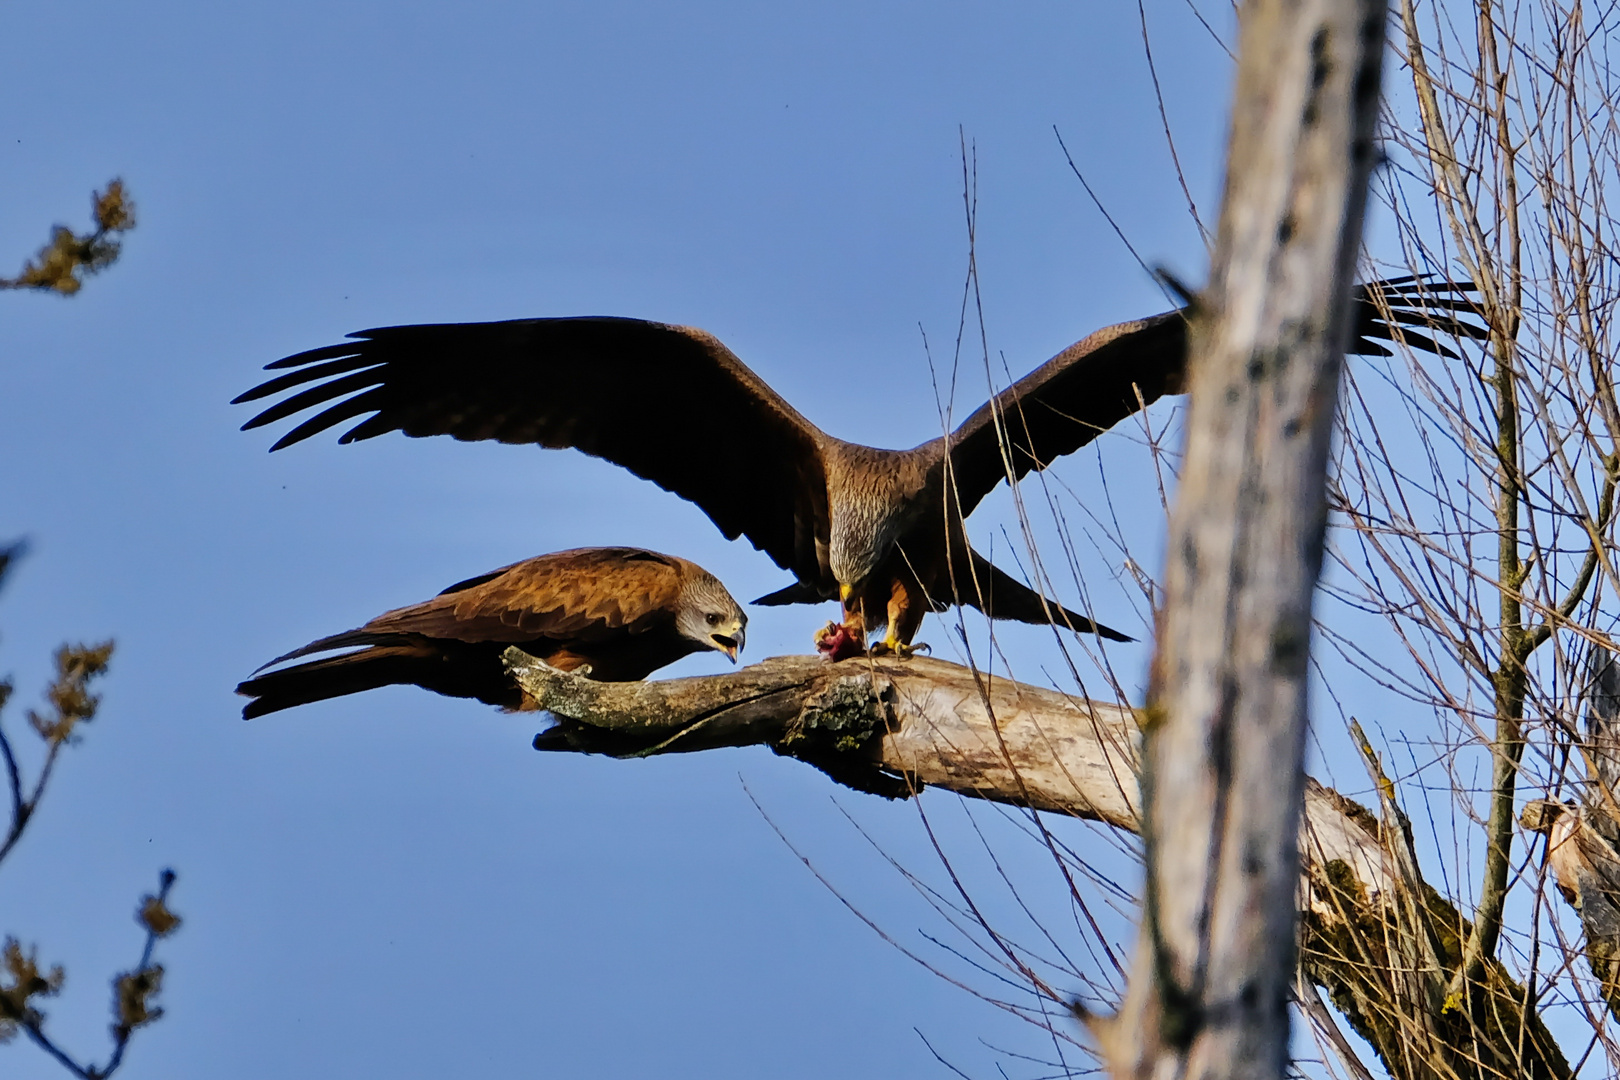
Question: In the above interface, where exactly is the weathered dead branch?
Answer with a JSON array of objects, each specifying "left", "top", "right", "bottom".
[
  {"left": 517, "top": 651, "right": 1142, "bottom": 818},
  {"left": 508, "top": 650, "right": 1569, "bottom": 1079}
]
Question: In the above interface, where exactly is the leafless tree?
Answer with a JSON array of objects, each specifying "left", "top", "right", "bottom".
[
  {"left": 3, "top": 188, "right": 181, "bottom": 1078},
  {"left": 0, "top": 546, "right": 181, "bottom": 1079},
  {"left": 499, "top": 0, "right": 1620, "bottom": 1074}
]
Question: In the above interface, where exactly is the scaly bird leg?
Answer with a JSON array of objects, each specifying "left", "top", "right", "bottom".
[{"left": 869, "top": 576, "right": 928, "bottom": 659}]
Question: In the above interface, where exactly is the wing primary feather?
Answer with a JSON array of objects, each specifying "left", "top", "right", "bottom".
[
  {"left": 270, "top": 389, "right": 388, "bottom": 451},
  {"left": 261, "top": 339, "right": 372, "bottom": 371},
  {"left": 1352, "top": 307, "right": 1481, "bottom": 338},
  {"left": 242, "top": 369, "right": 386, "bottom": 431},
  {"left": 1368, "top": 275, "right": 1477, "bottom": 295},
  {"left": 1376, "top": 304, "right": 1485, "bottom": 329},
  {"left": 232, "top": 355, "right": 383, "bottom": 404},
  {"left": 1366, "top": 326, "right": 1454, "bottom": 358},
  {"left": 340, "top": 408, "right": 410, "bottom": 444},
  {"left": 1348, "top": 340, "right": 1396, "bottom": 357}
]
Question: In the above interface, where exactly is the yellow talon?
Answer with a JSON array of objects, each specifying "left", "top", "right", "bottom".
[{"left": 870, "top": 637, "right": 927, "bottom": 659}]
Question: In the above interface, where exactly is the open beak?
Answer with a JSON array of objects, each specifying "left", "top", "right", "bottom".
[{"left": 711, "top": 634, "right": 740, "bottom": 663}]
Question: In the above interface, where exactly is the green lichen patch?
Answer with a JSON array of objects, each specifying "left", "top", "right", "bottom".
[{"left": 780, "top": 675, "right": 893, "bottom": 753}]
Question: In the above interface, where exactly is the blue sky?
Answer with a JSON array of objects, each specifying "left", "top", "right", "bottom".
[{"left": 1, "top": 3, "right": 1235, "bottom": 1077}]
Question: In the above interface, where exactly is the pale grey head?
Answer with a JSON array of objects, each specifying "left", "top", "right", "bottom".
[{"left": 675, "top": 571, "right": 748, "bottom": 662}]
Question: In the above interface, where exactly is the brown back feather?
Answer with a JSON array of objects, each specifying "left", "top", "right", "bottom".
[{"left": 363, "top": 547, "right": 690, "bottom": 645}]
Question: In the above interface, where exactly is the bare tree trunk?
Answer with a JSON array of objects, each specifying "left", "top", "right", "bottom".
[
  {"left": 1094, "top": 0, "right": 1389, "bottom": 1075},
  {"left": 507, "top": 650, "right": 1570, "bottom": 1078}
]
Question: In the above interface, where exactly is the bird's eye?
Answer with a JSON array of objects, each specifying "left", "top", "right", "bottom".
[{"left": 706, "top": 613, "right": 721, "bottom": 625}]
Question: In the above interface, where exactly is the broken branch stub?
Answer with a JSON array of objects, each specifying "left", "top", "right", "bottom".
[{"left": 507, "top": 649, "right": 1142, "bottom": 816}]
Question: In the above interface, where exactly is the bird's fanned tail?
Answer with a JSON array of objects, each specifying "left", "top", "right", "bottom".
[
  {"left": 237, "top": 636, "right": 524, "bottom": 719},
  {"left": 955, "top": 550, "right": 1134, "bottom": 642}
]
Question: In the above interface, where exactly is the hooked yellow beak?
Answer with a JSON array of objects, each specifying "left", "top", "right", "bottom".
[
  {"left": 711, "top": 633, "right": 741, "bottom": 663},
  {"left": 839, "top": 582, "right": 854, "bottom": 604}
]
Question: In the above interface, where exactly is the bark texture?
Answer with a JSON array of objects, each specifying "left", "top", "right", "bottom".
[
  {"left": 1108, "top": 0, "right": 1390, "bottom": 1075},
  {"left": 508, "top": 650, "right": 1569, "bottom": 1079}
]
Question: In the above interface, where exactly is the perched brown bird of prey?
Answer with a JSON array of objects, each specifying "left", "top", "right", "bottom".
[
  {"left": 235, "top": 278, "right": 1481, "bottom": 656},
  {"left": 237, "top": 547, "right": 746, "bottom": 719}
]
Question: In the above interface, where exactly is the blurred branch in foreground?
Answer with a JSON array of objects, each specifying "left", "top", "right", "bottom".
[
  {"left": 1, "top": 871, "right": 180, "bottom": 1080},
  {"left": 1, "top": 181, "right": 136, "bottom": 296},
  {"left": 0, "top": 543, "right": 181, "bottom": 1078},
  {"left": 1100, "top": 0, "right": 1389, "bottom": 1073}
]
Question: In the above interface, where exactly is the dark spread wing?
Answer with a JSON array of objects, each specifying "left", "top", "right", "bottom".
[
  {"left": 942, "top": 311, "right": 1187, "bottom": 518},
  {"left": 944, "top": 277, "right": 1487, "bottom": 515},
  {"left": 1347, "top": 275, "right": 1488, "bottom": 358},
  {"left": 235, "top": 319, "right": 831, "bottom": 581}
]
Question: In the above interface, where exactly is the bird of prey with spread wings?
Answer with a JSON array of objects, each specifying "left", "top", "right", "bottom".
[
  {"left": 237, "top": 547, "right": 746, "bottom": 718},
  {"left": 235, "top": 277, "right": 1483, "bottom": 657}
]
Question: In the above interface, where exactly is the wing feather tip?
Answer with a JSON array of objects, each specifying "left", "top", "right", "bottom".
[{"left": 268, "top": 429, "right": 309, "bottom": 452}]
